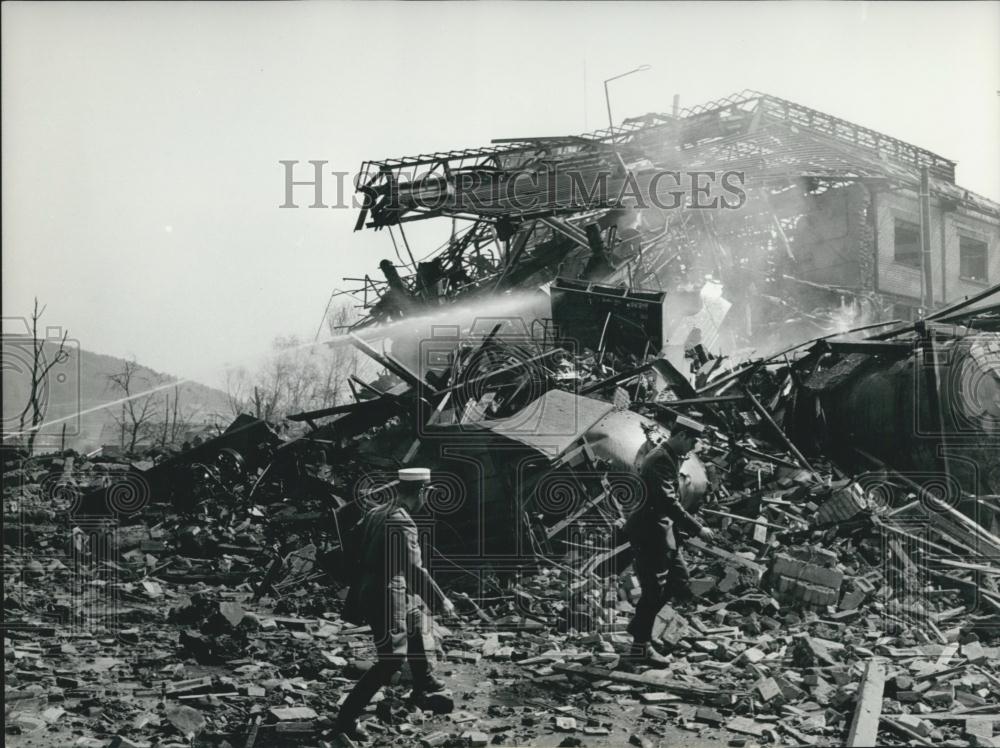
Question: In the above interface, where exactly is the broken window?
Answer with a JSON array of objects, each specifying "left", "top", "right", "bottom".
[
  {"left": 959, "top": 233, "right": 988, "bottom": 283},
  {"left": 893, "top": 218, "right": 921, "bottom": 268}
]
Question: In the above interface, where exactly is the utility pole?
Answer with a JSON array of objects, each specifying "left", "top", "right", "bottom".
[{"left": 919, "top": 166, "right": 934, "bottom": 311}]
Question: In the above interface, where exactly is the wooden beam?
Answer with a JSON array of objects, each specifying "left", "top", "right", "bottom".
[
  {"left": 350, "top": 374, "right": 386, "bottom": 397},
  {"left": 873, "top": 516, "right": 960, "bottom": 558},
  {"left": 695, "top": 359, "right": 765, "bottom": 395},
  {"left": 743, "top": 388, "right": 816, "bottom": 474},
  {"left": 821, "top": 340, "right": 912, "bottom": 356},
  {"left": 936, "top": 558, "right": 1000, "bottom": 575},
  {"left": 927, "top": 569, "right": 1000, "bottom": 617},
  {"left": 286, "top": 400, "right": 379, "bottom": 422},
  {"left": 579, "top": 361, "right": 654, "bottom": 396},
  {"left": 687, "top": 537, "right": 766, "bottom": 575},
  {"left": 847, "top": 659, "right": 885, "bottom": 747},
  {"left": 880, "top": 718, "right": 935, "bottom": 746},
  {"left": 348, "top": 333, "right": 433, "bottom": 392},
  {"left": 702, "top": 508, "right": 788, "bottom": 530},
  {"left": 915, "top": 662, "right": 968, "bottom": 683},
  {"left": 546, "top": 488, "right": 611, "bottom": 539},
  {"left": 859, "top": 450, "right": 1000, "bottom": 556},
  {"left": 653, "top": 395, "right": 747, "bottom": 410},
  {"left": 550, "top": 661, "right": 743, "bottom": 699},
  {"left": 581, "top": 541, "right": 630, "bottom": 576},
  {"left": 243, "top": 716, "right": 261, "bottom": 748},
  {"left": 935, "top": 642, "right": 959, "bottom": 667}
]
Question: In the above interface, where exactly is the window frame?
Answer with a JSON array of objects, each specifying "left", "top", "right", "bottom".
[
  {"left": 892, "top": 217, "right": 923, "bottom": 270},
  {"left": 957, "top": 231, "right": 989, "bottom": 285}
]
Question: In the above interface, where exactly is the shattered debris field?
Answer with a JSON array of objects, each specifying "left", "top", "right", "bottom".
[
  {"left": 7, "top": 298, "right": 1000, "bottom": 747},
  {"left": 5, "top": 91, "right": 1000, "bottom": 747}
]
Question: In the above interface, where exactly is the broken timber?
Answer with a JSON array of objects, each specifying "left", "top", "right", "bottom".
[
  {"left": 743, "top": 388, "right": 816, "bottom": 475},
  {"left": 550, "top": 662, "right": 744, "bottom": 700},
  {"left": 686, "top": 537, "right": 766, "bottom": 575},
  {"left": 846, "top": 658, "right": 885, "bottom": 746}
]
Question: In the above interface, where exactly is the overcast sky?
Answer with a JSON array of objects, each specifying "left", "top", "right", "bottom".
[{"left": 3, "top": 1, "right": 998, "bottom": 388}]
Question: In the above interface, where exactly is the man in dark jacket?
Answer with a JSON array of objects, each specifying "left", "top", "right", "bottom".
[
  {"left": 334, "top": 468, "right": 454, "bottom": 742},
  {"left": 624, "top": 416, "right": 714, "bottom": 667}
]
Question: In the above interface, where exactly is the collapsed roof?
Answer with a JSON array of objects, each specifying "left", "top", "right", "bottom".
[
  {"left": 355, "top": 90, "right": 997, "bottom": 228},
  {"left": 344, "top": 91, "right": 1000, "bottom": 340}
]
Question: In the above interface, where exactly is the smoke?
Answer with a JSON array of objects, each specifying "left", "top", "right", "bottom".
[
  {"left": 825, "top": 297, "right": 874, "bottom": 336},
  {"left": 321, "top": 289, "right": 552, "bottom": 378}
]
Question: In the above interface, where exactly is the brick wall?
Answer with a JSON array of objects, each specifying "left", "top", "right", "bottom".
[
  {"left": 876, "top": 190, "right": 933, "bottom": 301},
  {"left": 874, "top": 189, "right": 1000, "bottom": 306},
  {"left": 943, "top": 207, "right": 998, "bottom": 300}
]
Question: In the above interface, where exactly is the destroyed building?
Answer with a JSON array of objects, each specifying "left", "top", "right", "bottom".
[
  {"left": 333, "top": 89, "right": 1000, "bottom": 535},
  {"left": 350, "top": 91, "right": 1000, "bottom": 351},
  {"left": 5, "top": 89, "right": 1000, "bottom": 748}
]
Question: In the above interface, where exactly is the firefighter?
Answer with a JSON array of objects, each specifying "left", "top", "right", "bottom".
[
  {"left": 624, "top": 415, "right": 714, "bottom": 667},
  {"left": 333, "top": 467, "right": 454, "bottom": 742}
]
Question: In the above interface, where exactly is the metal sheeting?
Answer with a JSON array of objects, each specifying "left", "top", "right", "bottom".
[{"left": 476, "top": 388, "right": 614, "bottom": 459}]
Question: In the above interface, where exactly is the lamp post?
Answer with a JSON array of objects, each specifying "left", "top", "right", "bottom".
[{"left": 603, "top": 65, "right": 651, "bottom": 136}]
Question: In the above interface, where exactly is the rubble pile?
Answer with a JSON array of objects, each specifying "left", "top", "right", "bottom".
[
  {"left": 6, "top": 90, "right": 1000, "bottom": 746},
  {"left": 6, "top": 304, "right": 1000, "bottom": 748}
]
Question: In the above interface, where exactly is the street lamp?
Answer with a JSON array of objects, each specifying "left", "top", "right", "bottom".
[{"left": 604, "top": 65, "right": 652, "bottom": 135}]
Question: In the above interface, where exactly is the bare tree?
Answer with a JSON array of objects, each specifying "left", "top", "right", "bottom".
[
  {"left": 159, "top": 385, "right": 203, "bottom": 449},
  {"left": 225, "top": 366, "right": 276, "bottom": 420},
  {"left": 320, "top": 302, "right": 360, "bottom": 408},
  {"left": 106, "top": 358, "right": 159, "bottom": 454},
  {"left": 16, "top": 298, "right": 70, "bottom": 454},
  {"left": 224, "top": 367, "right": 251, "bottom": 418},
  {"left": 221, "top": 302, "right": 360, "bottom": 423},
  {"left": 226, "top": 358, "right": 286, "bottom": 421}
]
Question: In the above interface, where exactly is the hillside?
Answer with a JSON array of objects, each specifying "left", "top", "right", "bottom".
[{"left": 3, "top": 339, "right": 233, "bottom": 454}]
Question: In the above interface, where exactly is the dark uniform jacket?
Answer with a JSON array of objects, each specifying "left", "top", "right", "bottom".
[
  {"left": 625, "top": 442, "right": 704, "bottom": 560},
  {"left": 346, "top": 504, "right": 429, "bottom": 632}
]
